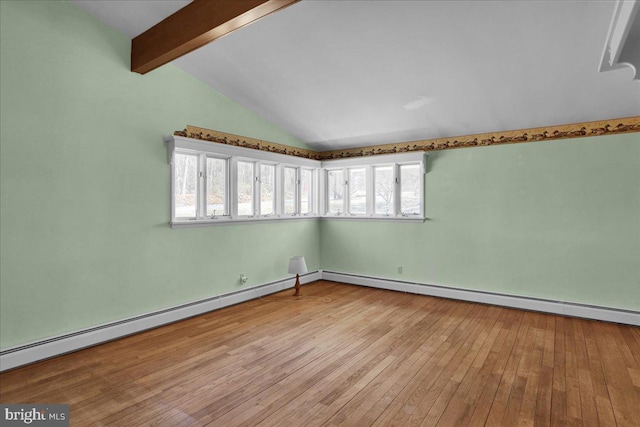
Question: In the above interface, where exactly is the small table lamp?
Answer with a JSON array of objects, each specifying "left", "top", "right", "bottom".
[{"left": 288, "top": 256, "right": 308, "bottom": 296}]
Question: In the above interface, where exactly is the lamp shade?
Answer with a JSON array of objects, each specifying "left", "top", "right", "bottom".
[{"left": 288, "top": 256, "right": 308, "bottom": 275}]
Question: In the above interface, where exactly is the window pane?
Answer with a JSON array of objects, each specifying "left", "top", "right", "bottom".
[
  {"left": 206, "top": 157, "right": 226, "bottom": 216},
  {"left": 237, "top": 161, "right": 254, "bottom": 216},
  {"left": 174, "top": 153, "right": 198, "bottom": 218},
  {"left": 283, "top": 167, "right": 297, "bottom": 214},
  {"left": 348, "top": 167, "right": 367, "bottom": 215},
  {"left": 327, "top": 169, "right": 344, "bottom": 214},
  {"left": 400, "top": 164, "right": 421, "bottom": 214},
  {"left": 260, "top": 164, "right": 275, "bottom": 215},
  {"left": 374, "top": 166, "right": 394, "bottom": 215},
  {"left": 300, "top": 169, "right": 313, "bottom": 214}
]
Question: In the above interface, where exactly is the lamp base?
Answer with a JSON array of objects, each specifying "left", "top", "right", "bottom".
[{"left": 293, "top": 274, "right": 302, "bottom": 297}]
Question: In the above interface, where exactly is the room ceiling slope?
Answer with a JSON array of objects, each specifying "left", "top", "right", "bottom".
[{"left": 73, "top": 0, "right": 640, "bottom": 151}]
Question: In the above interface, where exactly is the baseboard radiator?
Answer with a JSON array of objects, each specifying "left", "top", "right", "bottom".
[
  {"left": 2, "top": 270, "right": 638, "bottom": 371},
  {"left": 323, "top": 271, "right": 640, "bottom": 327},
  {"left": 0, "top": 271, "right": 322, "bottom": 372}
]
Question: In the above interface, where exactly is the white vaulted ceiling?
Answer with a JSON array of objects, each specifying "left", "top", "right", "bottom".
[{"left": 73, "top": 0, "right": 640, "bottom": 151}]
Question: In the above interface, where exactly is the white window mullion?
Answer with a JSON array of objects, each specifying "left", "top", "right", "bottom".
[
  {"left": 230, "top": 157, "right": 238, "bottom": 219},
  {"left": 224, "top": 158, "right": 230, "bottom": 216},
  {"left": 344, "top": 168, "right": 348, "bottom": 214},
  {"left": 344, "top": 168, "right": 350, "bottom": 215},
  {"left": 366, "top": 165, "right": 374, "bottom": 216},
  {"left": 318, "top": 169, "right": 325, "bottom": 215},
  {"left": 312, "top": 168, "right": 318, "bottom": 215},
  {"left": 297, "top": 167, "right": 301, "bottom": 215},
  {"left": 253, "top": 161, "right": 259, "bottom": 217},
  {"left": 345, "top": 168, "right": 349, "bottom": 214},
  {"left": 170, "top": 156, "right": 176, "bottom": 222},
  {"left": 198, "top": 154, "right": 206, "bottom": 220},
  {"left": 296, "top": 168, "right": 301, "bottom": 215},
  {"left": 321, "top": 169, "right": 327, "bottom": 215},
  {"left": 420, "top": 164, "right": 425, "bottom": 218},
  {"left": 393, "top": 164, "right": 400, "bottom": 216},
  {"left": 275, "top": 164, "right": 282, "bottom": 216},
  {"left": 252, "top": 161, "right": 257, "bottom": 217}
]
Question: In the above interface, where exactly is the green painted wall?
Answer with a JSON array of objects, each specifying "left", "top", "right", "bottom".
[
  {"left": 321, "top": 134, "right": 640, "bottom": 311},
  {"left": 0, "top": 1, "right": 319, "bottom": 349},
  {"left": 2, "top": 1, "right": 638, "bottom": 351}
]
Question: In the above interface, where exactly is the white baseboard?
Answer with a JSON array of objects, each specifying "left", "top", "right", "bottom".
[
  {"left": 0, "top": 271, "right": 322, "bottom": 372},
  {"left": 3, "top": 269, "right": 637, "bottom": 372},
  {"left": 322, "top": 271, "right": 640, "bottom": 327}
]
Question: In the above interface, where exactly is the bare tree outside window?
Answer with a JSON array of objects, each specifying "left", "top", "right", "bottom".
[
  {"left": 300, "top": 169, "right": 312, "bottom": 214},
  {"left": 400, "top": 164, "right": 421, "bottom": 214},
  {"left": 171, "top": 144, "right": 422, "bottom": 223},
  {"left": 260, "top": 164, "right": 275, "bottom": 215},
  {"left": 237, "top": 161, "right": 254, "bottom": 215},
  {"left": 206, "top": 157, "right": 226, "bottom": 216},
  {"left": 283, "top": 167, "right": 297, "bottom": 214},
  {"left": 327, "top": 170, "right": 344, "bottom": 214},
  {"left": 348, "top": 168, "right": 367, "bottom": 214},
  {"left": 174, "top": 153, "right": 198, "bottom": 218},
  {"left": 374, "top": 166, "right": 394, "bottom": 215}
]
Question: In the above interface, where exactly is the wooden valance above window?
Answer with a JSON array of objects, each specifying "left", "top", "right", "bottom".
[{"left": 175, "top": 116, "right": 640, "bottom": 161}]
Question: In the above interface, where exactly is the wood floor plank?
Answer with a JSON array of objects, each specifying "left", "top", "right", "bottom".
[
  {"left": 484, "top": 308, "right": 535, "bottom": 425},
  {"left": 591, "top": 323, "right": 640, "bottom": 427},
  {"left": 466, "top": 308, "right": 524, "bottom": 426},
  {"left": 333, "top": 300, "right": 465, "bottom": 427},
  {"left": 551, "top": 315, "right": 568, "bottom": 427},
  {"left": 1, "top": 281, "right": 638, "bottom": 427},
  {"left": 571, "top": 318, "right": 600, "bottom": 427},
  {"left": 517, "top": 313, "right": 547, "bottom": 427},
  {"left": 564, "top": 316, "right": 584, "bottom": 426},
  {"left": 369, "top": 302, "right": 487, "bottom": 426},
  {"left": 419, "top": 307, "right": 507, "bottom": 426},
  {"left": 499, "top": 311, "right": 543, "bottom": 426},
  {"left": 533, "top": 315, "right": 556, "bottom": 427},
  {"left": 213, "top": 292, "right": 430, "bottom": 426},
  {"left": 415, "top": 307, "right": 503, "bottom": 426}
]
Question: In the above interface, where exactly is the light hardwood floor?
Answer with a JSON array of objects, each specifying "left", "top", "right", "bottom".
[{"left": 1, "top": 281, "right": 639, "bottom": 426}]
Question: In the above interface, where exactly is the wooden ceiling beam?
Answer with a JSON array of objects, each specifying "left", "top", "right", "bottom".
[{"left": 131, "top": 0, "right": 299, "bottom": 74}]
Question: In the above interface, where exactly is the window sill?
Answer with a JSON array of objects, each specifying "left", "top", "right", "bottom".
[
  {"left": 320, "top": 215, "right": 425, "bottom": 223},
  {"left": 171, "top": 214, "right": 425, "bottom": 227},
  {"left": 170, "top": 215, "right": 319, "bottom": 228}
]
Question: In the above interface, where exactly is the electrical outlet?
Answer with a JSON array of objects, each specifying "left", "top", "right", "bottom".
[
  {"left": 240, "top": 274, "right": 248, "bottom": 284},
  {"left": 397, "top": 266, "right": 403, "bottom": 274}
]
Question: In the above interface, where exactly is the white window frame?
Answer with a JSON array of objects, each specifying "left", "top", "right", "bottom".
[
  {"left": 258, "top": 162, "right": 277, "bottom": 217},
  {"left": 171, "top": 150, "right": 200, "bottom": 221},
  {"left": 397, "top": 162, "right": 424, "bottom": 217},
  {"left": 300, "top": 167, "right": 316, "bottom": 216},
  {"left": 281, "top": 164, "right": 299, "bottom": 217},
  {"left": 346, "top": 166, "right": 368, "bottom": 216},
  {"left": 372, "top": 163, "right": 396, "bottom": 217},
  {"left": 324, "top": 168, "right": 346, "bottom": 216},
  {"left": 320, "top": 152, "right": 426, "bottom": 222},
  {"left": 235, "top": 158, "right": 257, "bottom": 218},
  {"left": 169, "top": 135, "right": 320, "bottom": 227},
  {"left": 205, "top": 154, "right": 230, "bottom": 218},
  {"left": 169, "top": 136, "right": 425, "bottom": 227}
]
